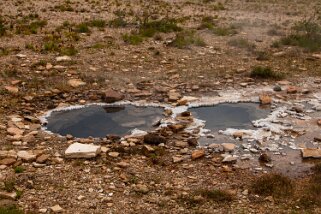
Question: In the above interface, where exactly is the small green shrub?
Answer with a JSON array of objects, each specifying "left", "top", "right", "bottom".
[
  {"left": 298, "top": 163, "right": 321, "bottom": 208},
  {"left": 4, "top": 179, "right": 15, "bottom": 192},
  {"left": 0, "top": 205, "right": 24, "bottom": 214},
  {"left": 250, "top": 66, "right": 284, "bottom": 80},
  {"left": 251, "top": 173, "right": 294, "bottom": 198},
  {"left": 89, "top": 19, "right": 106, "bottom": 28},
  {"left": 277, "top": 19, "right": 321, "bottom": 52},
  {"left": 123, "top": 33, "right": 143, "bottom": 45},
  {"left": 75, "top": 22, "right": 90, "bottom": 33},
  {"left": 169, "top": 30, "right": 206, "bottom": 48},
  {"left": 228, "top": 38, "right": 255, "bottom": 51},
  {"left": 60, "top": 46, "right": 78, "bottom": 56},
  {"left": 199, "top": 189, "right": 234, "bottom": 202},
  {"left": 14, "top": 166, "right": 24, "bottom": 173},
  {"left": 0, "top": 17, "right": 7, "bottom": 36}
]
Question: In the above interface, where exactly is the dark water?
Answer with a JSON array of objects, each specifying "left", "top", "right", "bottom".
[
  {"left": 190, "top": 103, "right": 270, "bottom": 131},
  {"left": 46, "top": 105, "right": 164, "bottom": 138}
]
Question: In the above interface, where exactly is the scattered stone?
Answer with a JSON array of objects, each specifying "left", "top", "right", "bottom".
[
  {"left": 191, "top": 149, "right": 205, "bottom": 160},
  {"left": 259, "top": 94, "right": 272, "bottom": 105},
  {"left": 233, "top": 131, "right": 243, "bottom": 139},
  {"left": 187, "top": 138, "right": 198, "bottom": 147},
  {"left": 108, "top": 152, "right": 119, "bottom": 158},
  {"left": 301, "top": 148, "right": 321, "bottom": 158},
  {"left": 259, "top": 153, "right": 272, "bottom": 163},
  {"left": 312, "top": 53, "right": 321, "bottom": 59},
  {"left": 168, "top": 90, "right": 181, "bottom": 102},
  {"left": 222, "top": 143, "right": 236, "bottom": 152},
  {"left": 273, "top": 85, "right": 282, "bottom": 92},
  {"left": 314, "top": 136, "right": 321, "bottom": 142},
  {"left": 67, "top": 79, "right": 86, "bottom": 88},
  {"left": 36, "top": 154, "right": 50, "bottom": 163},
  {"left": 50, "top": 205, "right": 64, "bottom": 213},
  {"left": 65, "top": 143, "right": 101, "bottom": 159},
  {"left": 135, "top": 184, "right": 149, "bottom": 194},
  {"left": 175, "top": 141, "right": 189, "bottom": 148},
  {"left": 222, "top": 155, "right": 238, "bottom": 163},
  {"left": 17, "top": 151, "right": 36, "bottom": 161},
  {"left": 291, "top": 106, "right": 304, "bottom": 113},
  {"left": 0, "top": 158, "right": 16, "bottom": 166},
  {"left": 142, "top": 145, "right": 155, "bottom": 152},
  {"left": 173, "top": 156, "right": 183, "bottom": 163},
  {"left": 0, "top": 192, "right": 17, "bottom": 200},
  {"left": 4, "top": 86, "right": 19, "bottom": 94},
  {"left": 56, "top": 56, "right": 71, "bottom": 62},
  {"left": 101, "top": 89, "right": 125, "bottom": 103},
  {"left": 143, "top": 133, "right": 166, "bottom": 145},
  {"left": 287, "top": 86, "right": 298, "bottom": 94},
  {"left": 7, "top": 127, "right": 24, "bottom": 136}
]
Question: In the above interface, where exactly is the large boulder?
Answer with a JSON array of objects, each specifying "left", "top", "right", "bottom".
[
  {"left": 102, "top": 89, "right": 125, "bottom": 103},
  {"left": 143, "top": 133, "right": 166, "bottom": 145},
  {"left": 301, "top": 148, "right": 321, "bottom": 158},
  {"left": 65, "top": 143, "right": 101, "bottom": 159}
]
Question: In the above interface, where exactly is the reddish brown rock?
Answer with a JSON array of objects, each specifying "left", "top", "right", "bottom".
[
  {"left": 191, "top": 149, "right": 205, "bottom": 160},
  {"left": 0, "top": 158, "right": 16, "bottom": 166},
  {"left": 102, "top": 89, "right": 125, "bottom": 103},
  {"left": 317, "top": 119, "right": 321, "bottom": 126},
  {"left": 36, "top": 154, "right": 50, "bottom": 163},
  {"left": 259, "top": 94, "right": 272, "bottom": 105},
  {"left": 286, "top": 86, "right": 298, "bottom": 94}
]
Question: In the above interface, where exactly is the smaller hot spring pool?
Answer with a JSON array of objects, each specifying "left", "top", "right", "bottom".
[{"left": 189, "top": 103, "right": 271, "bottom": 131}]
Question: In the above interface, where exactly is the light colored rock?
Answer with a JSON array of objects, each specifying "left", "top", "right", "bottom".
[
  {"left": 56, "top": 55, "right": 71, "bottom": 62},
  {"left": 175, "top": 141, "right": 189, "bottom": 148},
  {"left": 108, "top": 152, "right": 119, "bottom": 158},
  {"left": 222, "top": 155, "right": 238, "bottom": 163},
  {"left": 65, "top": 143, "right": 101, "bottom": 159},
  {"left": 0, "top": 191, "right": 17, "bottom": 200},
  {"left": 222, "top": 143, "right": 236, "bottom": 152},
  {"left": 17, "top": 151, "right": 36, "bottom": 161},
  {"left": 7, "top": 127, "right": 24, "bottom": 136},
  {"left": 168, "top": 90, "right": 181, "bottom": 102},
  {"left": 135, "top": 184, "right": 149, "bottom": 194},
  {"left": 4, "top": 86, "right": 19, "bottom": 94},
  {"left": 233, "top": 131, "right": 243, "bottom": 138},
  {"left": 301, "top": 148, "right": 321, "bottom": 158},
  {"left": 173, "top": 156, "right": 183, "bottom": 163},
  {"left": 312, "top": 53, "right": 321, "bottom": 59},
  {"left": 67, "top": 79, "right": 86, "bottom": 88},
  {"left": 50, "top": 205, "right": 63, "bottom": 213}
]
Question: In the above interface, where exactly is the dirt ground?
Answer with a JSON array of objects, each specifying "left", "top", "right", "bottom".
[{"left": 0, "top": 0, "right": 321, "bottom": 213}]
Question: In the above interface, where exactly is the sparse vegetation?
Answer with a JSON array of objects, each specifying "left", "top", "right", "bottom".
[
  {"left": 198, "top": 189, "right": 234, "bottom": 202},
  {"left": 251, "top": 173, "right": 294, "bottom": 199},
  {"left": 169, "top": 30, "right": 206, "bottom": 48},
  {"left": 298, "top": 163, "right": 321, "bottom": 208},
  {"left": 250, "top": 66, "right": 284, "bottom": 79},
  {"left": 123, "top": 18, "right": 182, "bottom": 45},
  {"left": 276, "top": 17, "right": 321, "bottom": 52},
  {"left": 14, "top": 166, "right": 25, "bottom": 173},
  {"left": 0, "top": 16, "right": 7, "bottom": 36},
  {"left": 228, "top": 38, "right": 255, "bottom": 51},
  {"left": 0, "top": 205, "right": 24, "bottom": 214}
]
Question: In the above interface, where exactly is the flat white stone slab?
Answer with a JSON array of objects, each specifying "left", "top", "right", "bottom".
[{"left": 65, "top": 143, "right": 101, "bottom": 159}]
